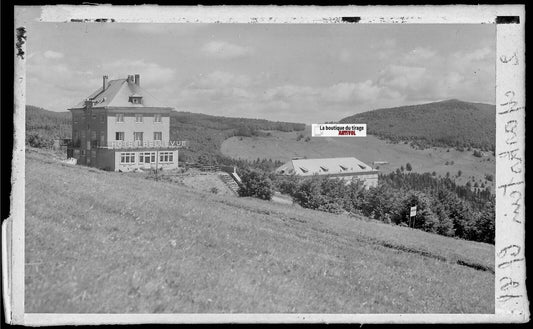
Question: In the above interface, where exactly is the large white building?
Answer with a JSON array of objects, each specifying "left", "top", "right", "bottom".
[
  {"left": 68, "top": 74, "right": 180, "bottom": 171},
  {"left": 275, "top": 157, "right": 379, "bottom": 188}
]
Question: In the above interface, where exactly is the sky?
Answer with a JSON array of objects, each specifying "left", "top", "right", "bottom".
[{"left": 21, "top": 8, "right": 496, "bottom": 124}]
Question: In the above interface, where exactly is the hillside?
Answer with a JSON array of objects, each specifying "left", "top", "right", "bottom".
[
  {"left": 25, "top": 105, "right": 305, "bottom": 163},
  {"left": 170, "top": 111, "right": 305, "bottom": 162},
  {"left": 338, "top": 99, "right": 495, "bottom": 151},
  {"left": 26, "top": 105, "right": 71, "bottom": 147},
  {"left": 26, "top": 149, "right": 494, "bottom": 313},
  {"left": 221, "top": 129, "right": 495, "bottom": 189}
]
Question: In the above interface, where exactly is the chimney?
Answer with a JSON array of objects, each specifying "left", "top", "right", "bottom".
[
  {"left": 102, "top": 75, "right": 108, "bottom": 91},
  {"left": 127, "top": 75, "right": 134, "bottom": 83},
  {"left": 134, "top": 74, "right": 140, "bottom": 86}
]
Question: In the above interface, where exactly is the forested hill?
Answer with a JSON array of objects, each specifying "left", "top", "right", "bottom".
[
  {"left": 169, "top": 111, "right": 305, "bottom": 163},
  {"left": 339, "top": 99, "right": 495, "bottom": 151},
  {"left": 25, "top": 105, "right": 305, "bottom": 163},
  {"left": 26, "top": 105, "right": 71, "bottom": 147}
]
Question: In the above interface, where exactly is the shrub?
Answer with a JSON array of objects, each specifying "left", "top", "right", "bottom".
[
  {"left": 485, "top": 174, "right": 494, "bottom": 182},
  {"left": 274, "top": 175, "right": 299, "bottom": 196},
  {"left": 473, "top": 150, "right": 483, "bottom": 158},
  {"left": 405, "top": 163, "right": 412, "bottom": 171},
  {"left": 457, "top": 170, "right": 462, "bottom": 177},
  {"left": 26, "top": 132, "right": 54, "bottom": 148},
  {"left": 292, "top": 176, "right": 347, "bottom": 213},
  {"left": 238, "top": 169, "right": 274, "bottom": 200}
]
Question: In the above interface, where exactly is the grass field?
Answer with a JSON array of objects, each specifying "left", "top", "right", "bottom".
[
  {"left": 221, "top": 128, "right": 495, "bottom": 188},
  {"left": 25, "top": 149, "right": 494, "bottom": 313}
]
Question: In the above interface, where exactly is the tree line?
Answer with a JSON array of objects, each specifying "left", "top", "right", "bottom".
[{"left": 236, "top": 167, "right": 495, "bottom": 244}]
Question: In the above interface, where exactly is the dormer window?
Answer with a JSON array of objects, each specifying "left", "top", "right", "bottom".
[
  {"left": 299, "top": 167, "right": 309, "bottom": 173},
  {"left": 358, "top": 164, "right": 367, "bottom": 170},
  {"left": 320, "top": 166, "right": 329, "bottom": 172},
  {"left": 129, "top": 94, "right": 143, "bottom": 104},
  {"left": 339, "top": 165, "right": 348, "bottom": 171}
]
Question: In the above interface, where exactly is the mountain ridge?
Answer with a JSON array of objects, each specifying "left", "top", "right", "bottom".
[{"left": 338, "top": 99, "right": 495, "bottom": 151}]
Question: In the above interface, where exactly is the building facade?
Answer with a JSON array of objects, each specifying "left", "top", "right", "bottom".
[
  {"left": 68, "top": 74, "right": 179, "bottom": 171},
  {"left": 275, "top": 157, "right": 379, "bottom": 188}
]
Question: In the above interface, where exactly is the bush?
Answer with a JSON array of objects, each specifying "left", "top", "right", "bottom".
[
  {"left": 292, "top": 176, "right": 348, "bottom": 214},
  {"left": 473, "top": 150, "right": 483, "bottom": 158},
  {"left": 26, "top": 132, "right": 54, "bottom": 148},
  {"left": 238, "top": 169, "right": 274, "bottom": 200},
  {"left": 406, "top": 163, "right": 412, "bottom": 171},
  {"left": 274, "top": 174, "right": 299, "bottom": 196}
]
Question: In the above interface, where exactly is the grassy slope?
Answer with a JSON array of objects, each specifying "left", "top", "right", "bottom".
[
  {"left": 26, "top": 149, "right": 494, "bottom": 313},
  {"left": 221, "top": 128, "right": 495, "bottom": 188},
  {"left": 338, "top": 99, "right": 495, "bottom": 150}
]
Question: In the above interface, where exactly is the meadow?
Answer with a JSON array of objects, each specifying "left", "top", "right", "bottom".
[
  {"left": 25, "top": 149, "right": 494, "bottom": 313},
  {"left": 221, "top": 128, "right": 495, "bottom": 188}
]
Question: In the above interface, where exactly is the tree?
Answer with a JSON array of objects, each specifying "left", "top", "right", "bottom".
[
  {"left": 457, "top": 170, "right": 462, "bottom": 177},
  {"left": 406, "top": 163, "right": 412, "bottom": 171},
  {"left": 238, "top": 169, "right": 274, "bottom": 200},
  {"left": 400, "top": 165, "right": 405, "bottom": 172}
]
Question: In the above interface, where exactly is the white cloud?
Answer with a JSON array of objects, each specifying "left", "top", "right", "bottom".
[
  {"left": 189, "top": 71, "right": 251, "bottom": 89},
  {"left": 402, "top": 47, "right": 437, "bottom": 64},
  {"left": 43, "top": 50, "right": 64, "bottom": 59},
  {"left": 102, "top": 59, "right": 176, "bottom": 87},
  {"left": 201, "top": 41, "right": 252, "bottom": 59}
]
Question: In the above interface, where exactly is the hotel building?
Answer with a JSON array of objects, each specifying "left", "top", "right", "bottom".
[{"left": 68, "top": 74, "right": 180, "bottom": 171}]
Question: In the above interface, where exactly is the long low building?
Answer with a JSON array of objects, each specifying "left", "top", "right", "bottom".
[{"left": 275, "top": 157, "right": 378, "bottom": 188}]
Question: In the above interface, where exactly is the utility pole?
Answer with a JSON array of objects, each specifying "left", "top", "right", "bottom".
[{"left": 155, "top": 149, "right": 159, "bottom": 181}]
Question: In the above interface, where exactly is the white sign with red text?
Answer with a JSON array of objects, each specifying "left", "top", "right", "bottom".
[{"left": 312, "top": 124, "right": 366, "bottom": 137}]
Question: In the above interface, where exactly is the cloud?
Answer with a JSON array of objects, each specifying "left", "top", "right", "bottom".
[
  {"left": 201, "top": 41, "right": 252, "bottom": 59},
  {"left": 177, "top": 71, "right": 255, "bottom": 105},
  {"left": 402, "top": 47, "right": 437, "bottom": 64},
  {"left": 102, "top": 59, "right": 176, "bottom": 87},
  {"left": 43, "top": 50, "right": 64, "bottom": 59},
  {"left": 189, "top": 71, "right": 251, "bottom": 89}
]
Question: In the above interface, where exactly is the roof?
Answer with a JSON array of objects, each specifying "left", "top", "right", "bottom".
[
  {"left": 275, "top": 157, "right": 376, "bottom": 176},
  {"left": 70, "top": 78, "right": 171, "bottom": 109}
]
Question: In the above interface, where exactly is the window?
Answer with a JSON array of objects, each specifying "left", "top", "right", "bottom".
[
  {"left": 92, "top": 114, "right": 96, "bottom": 120},
  {"left": 159, "top": 152, "right": 174, "bottom": 163},
  {"left": 100, "top": 115, "right": 105, "bottom": 123},
  {"left": 151, "top": 153, "right": 155, "bottom": 163},
  {"left": 120, "top": 152, "right": 136, "bottom": 164},
  {"left": 134, "top": 132, "right": 143, "bottom": 144},
  {"left": 100, "top": 131, "right": 105, "bottom": 145},
  {"left": 154, "top": 114, "right": 162, "bottom": 123},
  {"left": 154, "top": 132, "right": 162, "bottom": 141},
  {"left": 116, "top": 113, "right": 124, "bottom": 123},
  {"left": 91, "top": 131, "right": 97, "bottom": 140},
  {"left": 135, "top": 114, "right": 143, "bottom": 123},
  {"left": 116, "top": 132, "right": 125, "bottom": 141},
  {"left": 80, "top": 131, "right": 86, "bottom": 140},
  {"left": 129, "top": 96, "right": 143, "bottom": 104}
]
